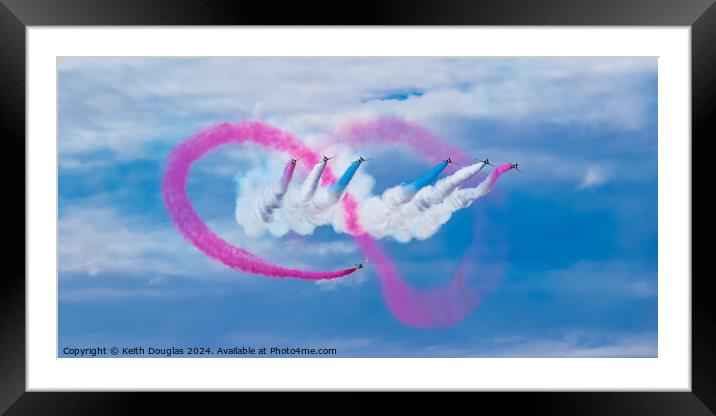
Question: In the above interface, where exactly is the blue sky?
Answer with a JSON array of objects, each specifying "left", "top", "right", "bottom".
[{"left": 58, "top": 57, "right": 657, "bottom": 357}]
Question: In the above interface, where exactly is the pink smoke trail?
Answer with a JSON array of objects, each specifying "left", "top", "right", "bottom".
[
  {"left": 336, "top": 117, "right": 507, "bottom": 327},
  {"left": 335, "top": 116, "right": 472, "bottom": 166},
  {"left": 162, "top": 121, "right": 357, "bottom": 280},
  {"left": 279, "top": 160, "right": 297, "bottom": 193},
  {"left": 344, "top": 191, "right": 486, "bottom": 327},
  {"left": 477, "top": 163, "right": 514, "bottom": 195},
  {"left": 351, "top": 233, "right": 480, "bottom": 328},
  {"left": 163, "top": 118, "right": 508, "bottom": 325}
]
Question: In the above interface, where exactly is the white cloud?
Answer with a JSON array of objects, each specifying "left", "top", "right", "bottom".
[
  {"left": 58, "top": 285, "right": 240, "bottom": 302},
  {"left": 59, "top": 205, "right": 222, "bottom": 279},
  {"left": 579, "top": 165, "right": 608, "bottom": 189},
  {"left": 147, "top": 275, "right": 166, "bottom": 286},
  {"left": 59, "top": 287, "right": 175, "bottom": 302},
  {"left": 216, "top": 329, "right": 655, "bottom": 357},
  {"left": 313, "top": 270, "right": 368, "bottom": 292},
  {"left": 58, "top": 57, "right": 656, "bottom": 167},
  {"left": 59, "top": 202, "right": 363, "bottom": 283},
  {"left": 286, "top": 240, "right": 358, "bottom": 256},
  {"left": 459, "top": 331, "right": 657, "bottom": 357},
  {"left": 507, "top": 260, "right": 657, "bottom": 299},
  {"left": 218, "top": 331, "right": 387, "bottom": 355}
]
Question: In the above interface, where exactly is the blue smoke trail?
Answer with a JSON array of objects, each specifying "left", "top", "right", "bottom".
[
  {"left": 330, "top": 160, "right": 363, "bottom": 196},
  {"left": 407, "top": 160, "right": 449, "bottom": 193}
]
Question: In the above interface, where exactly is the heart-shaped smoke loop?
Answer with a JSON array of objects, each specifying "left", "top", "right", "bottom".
[{"left": 162, "top": 117, "right": 509, "bottom": 327}]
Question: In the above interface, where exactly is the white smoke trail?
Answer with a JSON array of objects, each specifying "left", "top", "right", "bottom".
[
  {"left": 256, "top": 161, "right": 297, "bottom": 223},
  {"left": 300, "top": 159, "right": 327, "bottom": 202},
  {"left": 235, "top": 154, "right": 374, "bottom": 238},
  {"left": 235, "top": 157, "right": 505, "bottom": 243},
  {"left": 257, "top": 187, "right": 285, "bottom": 223},
  {"left": 390, "top": 164, "right": 511, "bottom": 242},
  {"left": 358, "top": 161, "right": 486, "bottom": 241},
  {"left": 403, "top": 161, "right": 486, "bottom": 216}
]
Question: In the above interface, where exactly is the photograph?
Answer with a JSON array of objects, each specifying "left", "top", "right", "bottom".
[
  {"left": 57, "top": 56, "right": 658, "bottom": 359},
  {"left": 1, "top": 0, "right": 709, "bottom": 408}
]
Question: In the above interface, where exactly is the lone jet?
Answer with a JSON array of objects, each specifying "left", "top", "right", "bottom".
[
  {"left": 479, "top": 158, "right": 494, "bottom": 166},
  {"left": 322, "top": 155, "right": 335, "bottom": 163},
  {"left": 354, "top": 258, "right": 368, "bottom": 270},
  {"left": 445, "top": 157, "right": 453, "bottom": 164},
  {"left": 289, "top": 156, "right": 302, "bottom": 164},
  {"left": 357, "top": 156, "right": 372, "bottom": 162},
  {"left": 509, "top": 162, "right": 521, "bottom": 172}
]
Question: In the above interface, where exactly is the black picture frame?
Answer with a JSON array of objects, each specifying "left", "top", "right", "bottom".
[{"left": 1, "top": 0, "right": 710, "bottom": 413}]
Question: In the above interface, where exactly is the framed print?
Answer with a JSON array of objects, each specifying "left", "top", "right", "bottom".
[{"left": 2, "top": 0, "right": 712, "bottom": 413}]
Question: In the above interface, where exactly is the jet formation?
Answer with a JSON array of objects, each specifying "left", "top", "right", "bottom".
[{"left": 251, "top": 154, "right": 520, "bottom": 270}]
